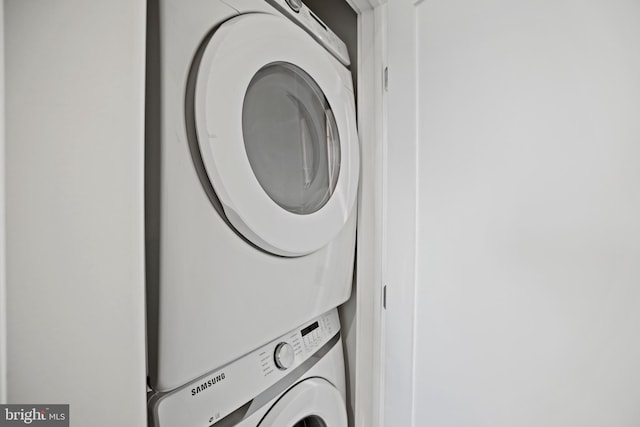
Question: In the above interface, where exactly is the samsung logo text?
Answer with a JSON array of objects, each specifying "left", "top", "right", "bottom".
[{"left": 191, "top": 373, "right": 226, "bottom": 396}]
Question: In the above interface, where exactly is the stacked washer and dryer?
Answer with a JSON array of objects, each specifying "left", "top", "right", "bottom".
[{"left": 145, "top": 0, "right": 359, "bottom": 425}]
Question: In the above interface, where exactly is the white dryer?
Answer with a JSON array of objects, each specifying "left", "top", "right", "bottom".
[
  {"left": 146, "top": 0, "right": 359, "bottom": 393},
  {"left": 148, "top": 309, "right": 347, "bottom": 427}
]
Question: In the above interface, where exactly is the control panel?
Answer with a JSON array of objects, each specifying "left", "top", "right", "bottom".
[{"left": 148, "top": 309, "right": 340, "bottom": 427}]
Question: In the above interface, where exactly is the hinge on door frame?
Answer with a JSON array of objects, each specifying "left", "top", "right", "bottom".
[
  {"left": 383, "top": 66, "right": 388, "bottom": 92},
  {"left": 383, "top": 285, "right": 387, "bottom": 309}
]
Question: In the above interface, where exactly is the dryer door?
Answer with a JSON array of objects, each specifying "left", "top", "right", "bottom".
[
  {"left": 258, "top": 378, "right": 347, "bottom": 427},
  {"left": 193, "top": 13, "right": 359, "bottom": 257}
]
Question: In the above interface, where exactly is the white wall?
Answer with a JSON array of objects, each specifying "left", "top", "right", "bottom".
[
  {"left": 4, "top": 1, "right": 147, "bottom": 425},
  {"left": 387, "top": 0, "right": 640, "bottom": 425}
]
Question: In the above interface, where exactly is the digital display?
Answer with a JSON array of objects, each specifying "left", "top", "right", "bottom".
[{"left": 301, "top": 321, "right": 319, "bottom": 337}]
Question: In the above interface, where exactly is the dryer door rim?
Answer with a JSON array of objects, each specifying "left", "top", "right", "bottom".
[
  {"left": 258, "top": 377, "right": 348, "bottom": 427},
  {"left": 194, "top": 12, "right": 359, "bottom": 257}
]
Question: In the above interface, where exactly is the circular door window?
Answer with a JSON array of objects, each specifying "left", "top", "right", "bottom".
[
  {"left": 243, "top": 62, "right": 340, "bottom": 215},
  {"left": 292, "top": 415, "right": 327, "bottom": 426}
]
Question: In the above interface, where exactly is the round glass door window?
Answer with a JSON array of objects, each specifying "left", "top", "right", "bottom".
[
  {"left": 293, "top": 416, "right": 326, "bottom": 427},
  {"left": 242, "top": 62, "right": 341, "bottom": 215}
]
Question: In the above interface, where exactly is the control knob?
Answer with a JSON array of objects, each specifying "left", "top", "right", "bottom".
[{"left": 274, "top": 342, "right": 295, "bottom": 370}]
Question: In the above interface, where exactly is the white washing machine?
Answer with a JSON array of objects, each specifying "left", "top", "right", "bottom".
[
  {"left": 145, "top": 0, "right": 359, "bottom": 393},
  {"left": 148, "top": 309, "right": 347, "bottom": 427}
]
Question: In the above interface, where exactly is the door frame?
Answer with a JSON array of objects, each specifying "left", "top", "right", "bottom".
[
  {"left": 347, "top": 1, "right": 419, "bottom": 426},
  {"left": 342, "top": 1, "right": 389, "bottom": 426}
]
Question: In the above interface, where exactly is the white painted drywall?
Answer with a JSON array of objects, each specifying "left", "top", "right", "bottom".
[
  {"left": 387, "top": 0, "right": 640, "bottom": 425},
  {"left": 4, "top": 1, "right": 147, "bottom": 425}
]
